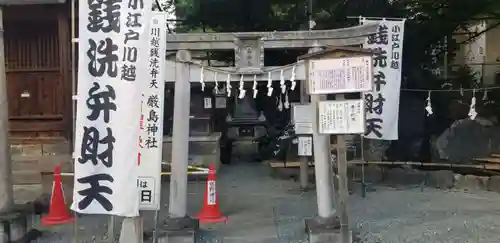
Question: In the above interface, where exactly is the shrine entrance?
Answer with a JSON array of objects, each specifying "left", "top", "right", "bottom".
[
  {"left": 159, "top": 24, "right": 379, "bottom": 243},
  {"left": 161, "top": 25, "right": 377, "bottom": 169}
]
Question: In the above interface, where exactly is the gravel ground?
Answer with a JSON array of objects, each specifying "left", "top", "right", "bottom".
[
  {"left": 31, "top": 163, "right": 500, "bottom": 243},
  {"left": 351, "top": 187, "right": 500, "bottom": 243}
]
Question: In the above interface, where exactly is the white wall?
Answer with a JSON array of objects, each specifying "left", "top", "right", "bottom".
[{"left": 453, "top": 20, "right": 500, "bottom": 85}]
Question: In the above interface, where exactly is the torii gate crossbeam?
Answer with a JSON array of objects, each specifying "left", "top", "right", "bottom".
[{"left": 165, "top": 24, "right": 377, "bottom": 50}]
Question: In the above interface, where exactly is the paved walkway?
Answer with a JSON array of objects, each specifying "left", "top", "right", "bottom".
[{"left": 34, "top": 162, "right": 500, "bottom": 243}]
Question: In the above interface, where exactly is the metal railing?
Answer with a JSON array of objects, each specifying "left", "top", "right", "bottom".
[{"left": 59, "top": 161, "right": 211, "bottom": 177}]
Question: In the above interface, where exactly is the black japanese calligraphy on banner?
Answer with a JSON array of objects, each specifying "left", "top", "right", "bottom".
[
  {"left": 73, "top": 0, "right": 153, "bottom": 216},
  {"left": 87, "top": 38, "right": 119, "bottom": 78},
  {"left": 137, "top": 12, "right": 167, "bottom": 211},
  {"left": 136, "top": 177, "right": 155, "bottom": 205},
  {"left": 361, "top": 17, "right": 405, "bottom": 140},
  {"left": 87, "top": 0, "right": 120, "bottom": 34},
  {"left": 365, "top": 93, "right": 385, "bottom": 115}
]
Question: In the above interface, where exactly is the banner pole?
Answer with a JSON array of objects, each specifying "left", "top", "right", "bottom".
[
  {"left": 152, "top": 209, "right": 159, "bottom": 243},
  {"left": 107, "top": 215, "right": 115, "bottom": 242},
  {"left": 72, "top": 212, "right": 78, "bottom": 243}
]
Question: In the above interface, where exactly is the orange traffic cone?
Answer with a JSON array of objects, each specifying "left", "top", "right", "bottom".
[
  {"left": 41, "top": 164, "right": 74, "bottom": 226},
  {"left": 195, "top": 164, "right": 228, "bottom": 224}
]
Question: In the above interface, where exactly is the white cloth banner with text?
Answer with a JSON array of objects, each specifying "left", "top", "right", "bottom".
[
  {"left": 361, "top": 18, "right": 405, "bottom": 140},
  {"left": 137, "top": 12, "right": 167, "bottom": 211},
  {"left": 73, "top": 0, "right": 153, "bottom": 216}
]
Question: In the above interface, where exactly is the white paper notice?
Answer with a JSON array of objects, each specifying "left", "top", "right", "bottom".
[
  {"left": 308, "top": 56, "right": 373, "bottom": 95},
  {"left": 295, "top": 123, "right": 313, "bottom": 135},
  {"left": 292, "top": 104, "right": 314, "bottom": 134},
  {"left": 137, "top": 177, "right": 156, "bottom": 209},
  {"left": 298, "top": 136, "right": 313, "bottom": 156},
  {"left": 207, "top": 180, "right": 216, "bottom": 205},
  {"left": 204, "top": 97, "right": 212, "bottom": 109},
  {"left": 318, "top": 100, "right": 365, "bottom": 134}
]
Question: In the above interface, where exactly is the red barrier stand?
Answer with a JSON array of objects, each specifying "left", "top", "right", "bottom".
[
  {"left": 41, "top": 164, "right": 74, "bottom": 226},
  {"left": 195, "top": 164, "right": 228, "bottom": 224}
]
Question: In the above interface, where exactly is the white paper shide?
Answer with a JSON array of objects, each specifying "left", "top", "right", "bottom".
[
  {"left": 73, "top": 0, "right": 153, "bottom": 216},
  {"left": 361, "top": 18, "right": 406, "bottom": 140},
  {"left": 137, "top": 12, "right": 167, "bottom": 211},
  {"left": 318, "top": 100, "right": 365, "bottom": 134},
  {"left": 308, "top": 56, "right": 372, "bottom": 95}
]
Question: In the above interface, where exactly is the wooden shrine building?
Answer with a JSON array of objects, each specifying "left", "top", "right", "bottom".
[
  {"left": 4, "top": 3, "right": 72, "bottom": 141},
  {"left": 2, "top": 1, "right": 73, "bottom": 204}
]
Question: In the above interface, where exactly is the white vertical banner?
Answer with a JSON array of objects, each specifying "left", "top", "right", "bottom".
[
  {"left": 73, "top": 0, "right": 153, "bottom": 216},
  {"left": 361, "top": 18, "right": 405, "bottom": 140},
  {"left": 137, "top": 12, "right": 166, "bottom": 211}
]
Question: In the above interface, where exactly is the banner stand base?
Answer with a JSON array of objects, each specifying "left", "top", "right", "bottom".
[
  {"left": 305, "top": 217, "right": 352, "bottom": 243},
  {"left": 157, "top": 216, "right": 199, "bottom": 243}
]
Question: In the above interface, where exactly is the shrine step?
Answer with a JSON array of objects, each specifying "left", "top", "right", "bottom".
[
  {"left": 12, "top": 171, "right": 42, "bottom": 185},
  {"left": 38, "top": 154, "right": 73, "bottom": 173},
  {"left": 11, "top": 154, "right": 73, "bottom": 174},
  {"left": 13, "top": 184, "right": 43, "bottom": 205},
  {"left": 12, "top": 159, "right": 39, "bottom": 172}
]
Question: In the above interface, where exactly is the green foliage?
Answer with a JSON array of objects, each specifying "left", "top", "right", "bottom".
[
  {"left": 312, "top": 0, "right": 500, "bottom": 86},
  {"left": 174, "top": 0, "right": 500, "bottom": 88},
  {"left": 174, "top": 0, "right": 309, "bottom": 32}
]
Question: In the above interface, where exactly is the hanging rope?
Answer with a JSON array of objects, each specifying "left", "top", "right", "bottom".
[{"left": 189, "top": 59, "right": 500, "bottom": 94}]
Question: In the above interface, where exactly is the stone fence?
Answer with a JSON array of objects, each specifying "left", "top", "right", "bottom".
[
  {"left": 351, "top": 164, "right": 500, "bottom": 193},
  {"left": 10, "top": 141, "right": 72, "bottom": 204}
]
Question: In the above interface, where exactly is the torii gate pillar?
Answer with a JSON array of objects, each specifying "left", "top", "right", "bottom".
[
  {"left": 157, "top": 50, "right": 200, "bottom": 243},
  {"left": 303, "top": 46, "right": 343, "bottom": 243}
]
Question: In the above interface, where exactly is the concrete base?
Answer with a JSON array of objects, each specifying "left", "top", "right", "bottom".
[
  {"left": 305, "top": 217, "right": 351, "bottom": 243},
  {"left": 157, "top": 217, "right": 199, "bottom": 243},
  {"left": 119, "top": 217, "right": 143, "bottom": 243},
  {"left": 0, "top": 211, "right": 27, "bottom": 243}
]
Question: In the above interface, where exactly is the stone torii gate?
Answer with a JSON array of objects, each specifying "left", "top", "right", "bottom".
[
  {"left": 160, "top": 24, "right": 378, "bottom": 242},
  {"left": 164, "top": 25, "right": 377, "bottom": 81}
]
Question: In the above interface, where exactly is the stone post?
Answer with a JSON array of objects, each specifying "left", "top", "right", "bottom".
[
  {"left": 168, "top": 50, "right": 192, "bottom": 218},
  {"left": 0, "top": 6, "right": 26, "bottom": 243},
  {"left": 0, "top": 6, "right": 13, "bottom": 216},
  {"left": 299, "top": 70, "right": 310, "bottom": 190},
  {"left": 308, "top": 46, "right": 336, "bottom": 219},
  {"left": 304, "top": 46, "right": 343, "bottom": 243},
  {"left": 157, "top": 50, "right": 199, "bottom": 243}
]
